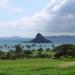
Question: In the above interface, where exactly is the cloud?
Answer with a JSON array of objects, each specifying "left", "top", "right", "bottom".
[
  {"left": 0, "top": 0, "right": 9, "bottom": 9},
  {"left": 20, "top": 0, "right": 75, "bottom": 35},
  {"left": 11, "top": 7, "right": 23, "bottom": 13},
  {"left": 0, "top": 0, "right": 75, "bottom": 37},
  {"left": 46, "top": 0, "right": 75, "bottom": 33},
  {"left": 0, "top": 0, "right": 23, "bottom": 13}
]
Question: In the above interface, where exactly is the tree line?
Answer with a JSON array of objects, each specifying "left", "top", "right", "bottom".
[
  {"left": 0, "top": 44, "right": 75, "bottom": 60},
  {"left": 0, "top": 44, "right": 52, "bottom": 60}
]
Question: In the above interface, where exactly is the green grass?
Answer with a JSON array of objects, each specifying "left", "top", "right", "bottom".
[{"left": 0, "top": 58, "right": 75, "bottom": 75}]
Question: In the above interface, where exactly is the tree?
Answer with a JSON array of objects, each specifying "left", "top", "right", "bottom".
[
  {"left": 37, "top": 48, "right": 43, "bottom": 54},
  {"left": 52, "top": 44, "right": 55, "bottom": 49},
  {"left": 0, "top": 50, "right": 3, "bottom": 55},
  {"left": 53, "top": 44, "right": 75, "bottom": 58},
  {"left": 26, "top": 45, "right": 31, "bottom": 50},
  {"left": 45, "top": 48, "right": 51, "bottom": 56},
  {"left": 24, "top": 50, "right": 32, "bottom": 58},
  {"left": 0, "top": 50, "right": 4, "bottom": 59},
  {"left": 37, "top": 48, "right": 43, "bottom": 52},
  {"left": 32, "top": 49, "right": 36, "bottom": 52},
  {"left": 46, "top": 48, "right": 50, "bottom": 52},
  {"left": 31, "top": 44, "right": 36, "bottom": 47},
  {"left": 7, "top": 50, "right": 16, "bottom": 59},
  {"left": 15, "top": 44, "right": 24, "bottom": 58},
  {"left": 53, "top": 44, "right": 75, "bottom": 51},
  {"left": 7, "top": 46, "right": 10, "bottom": 49},
  {"left": 54, "top": 50, "right": 67, "bottom": 59},
  {"left": 1, "top": 52, "right": 10, "bottom": 60},
  {"left": 0, "top": 46, "right": 2, "bottom": 49},
  {"left": 4, "top": 44, "right": 7, "bottom": 47}
]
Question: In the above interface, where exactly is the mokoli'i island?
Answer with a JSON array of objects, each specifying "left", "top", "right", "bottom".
[
  {"left": 30, "top": 33, "right": 52, "bottom": 43},
  {"left": 0, "top": 0, "right": 75, "bottom": 75}
]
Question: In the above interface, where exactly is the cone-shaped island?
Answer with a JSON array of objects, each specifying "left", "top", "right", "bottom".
[{"left": 30, "top": 33, "right": 52, "bottom": 43}]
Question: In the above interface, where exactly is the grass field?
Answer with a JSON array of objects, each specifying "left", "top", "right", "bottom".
[{"left": 0, "top": 58, "right": 75, "bottom": 75}]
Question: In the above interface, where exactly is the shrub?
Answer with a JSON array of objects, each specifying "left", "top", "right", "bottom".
[
  {"left": 33, "top": 54, "right": 50, "bottom": 58},
  {"left": 53, "top": 44, "right": 75, "bottom": 58},
  {"left": 45, "top": 48, "right": 50, "bottom": 52},
  {"left": 24, "top": 50, "right": 32, "bottom": 58}
]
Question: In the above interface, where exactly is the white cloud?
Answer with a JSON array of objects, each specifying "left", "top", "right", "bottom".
[
  {"left": 10, "top": 7, "right": 23, "bottom": 13},
  {"left": 0, "top": 0, "right": 9, "bottom": 9},
  {"left": 0, "top": 0, "right": 75, "bottom": 37},
  {"left": 0, "top": 0, "right": 23, "bottom": 13}
]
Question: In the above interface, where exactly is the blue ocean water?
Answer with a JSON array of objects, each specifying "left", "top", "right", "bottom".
[
  {"left": 0, "top": 41, "right": 53, "bottom": 51},
  {"left": 0, "top": 41, "right": 74, "bottom": 52}
]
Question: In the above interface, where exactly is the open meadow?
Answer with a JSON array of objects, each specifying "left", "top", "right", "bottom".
[{"left": 0, "top": 58, "right": 75, "bottom": 75}]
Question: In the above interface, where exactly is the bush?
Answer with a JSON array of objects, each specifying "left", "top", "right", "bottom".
[
  {"left": 45, "top": 48, "right": 50, "bottom": 52},
  {"left": 54, "top": 50, "right": 67, "bottom": 59},
  {"left": 1, "top": 53, "right": 10, "bottom": 59},
  {"left": 53, "top": 44, "right": 75, "bottom": 58},
  {"left": 53, "top": 44, "right": 75, "bottom": 51},
  {"left": 33, "top": 54, "right": 51, "bottom": 58},
  {"left": 24, "top": 50, "right": 32, "bottom": 58},
  {"left": 37, "top": 48, "right": 43, "bottom": 52}
]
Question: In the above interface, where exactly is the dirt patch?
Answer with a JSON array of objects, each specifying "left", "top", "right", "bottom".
[{"left": 59, "top": 61, "right": 75, "bottom": 69}]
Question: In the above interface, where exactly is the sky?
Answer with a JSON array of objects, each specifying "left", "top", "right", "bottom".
[{"left": 0, "top": 0, "right": 75, "bottom": 37}]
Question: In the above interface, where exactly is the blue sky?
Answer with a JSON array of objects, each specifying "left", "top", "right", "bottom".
[
  {"left": 0, "top": 0, "right": 50, "bottom": 21},
  {"left": 0, "top": 0, "right": 75, "bottom": 37}
]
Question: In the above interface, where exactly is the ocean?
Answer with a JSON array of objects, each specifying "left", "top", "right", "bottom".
[
  {"left": 0, "top": 41, "right": 74, "bottom": 52},
  {"left": 0, "top": 37, "right": 75, "bottom": 51},
  {"left": 0, "top": 41, "right": 53, "bottom": 51}
]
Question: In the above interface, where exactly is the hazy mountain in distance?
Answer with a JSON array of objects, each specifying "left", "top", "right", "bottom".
[
  {"left": 0, "top": 36, "right": 32, "bottom": 42},
  {"left": 0, "top": 35, "right": 75, "bottom": 44},
  {"left": 46, "top": 35, "right": 75, "bottom": 43}
]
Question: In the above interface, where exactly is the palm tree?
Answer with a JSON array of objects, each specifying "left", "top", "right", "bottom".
[
  {"left": 11, "top": 46, "right": 14, "bottom": 48},
  {"left": 39, "top": 45, "right": 42, "bottom": 47},
  {"left": 52, "top": 44, "right": 55, "bottom": 49},
  {"left": 4, "top": 44, "right": 7, "bottom": 47},
  {"left": 7, "top": 46, "right": 10, "bottom": 49},
  {"left": 26, "top": 45, "right": 31, "bottom": 50},
  {"left": 0, "top": 46, "right": 3, "bottom": 49},
  {"left": 15, "top": 44, "right": 24, "bottom": 58},
  {"left": 37, "top": 48, "right": 43, "bottom": 54},
  {"left": 31, "top": 43, "right": 36, "bottom": 47}
]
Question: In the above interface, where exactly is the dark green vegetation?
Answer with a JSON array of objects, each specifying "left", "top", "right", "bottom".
[
  {"left": 0, "top": 59, "right": 75, "bottom": 75},
  {"left": 0, "top": 44, "right": 75, "bottom": 59},
  {"left": 0, "top": 44, "right": 52, "bottom": 59},
  {"left": 54, "top": 44, "right": 75, "bottom": 59}
]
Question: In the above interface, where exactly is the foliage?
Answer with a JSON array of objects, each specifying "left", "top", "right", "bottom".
[
  {"left": 15, "top": 45, "right": 24, "bottom": 58},
  {"left": 24, "top": 50, "right": 32, "bottom": 58},
  {"left": 34, "top": 54, "right": 50, "bottom": 58},
  {"left": 46, "top": 48, "right": 50, "bottom": 51},
  {"left": 53, "top": 44, "right": 75, "bottom": 51},
  {"left": 53, "top": 44, "right": 75, "bottom": 58},
  {"left": 0, "top": 44, "right": 75, "bottom": 59}
]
